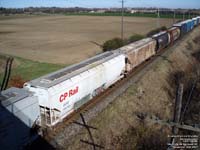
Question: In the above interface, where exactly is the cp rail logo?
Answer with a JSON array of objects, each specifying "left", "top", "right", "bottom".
[{"left": 59, "top": 86, "right": 79, "bottom": 102}]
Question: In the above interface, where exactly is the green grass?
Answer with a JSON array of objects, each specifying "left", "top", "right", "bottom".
[
  {"left": 64, "top": 12, "right": 192, "bottom": 19},
  {"left": 0, "top": 12, "right": 192, "bottom": 20},
  {"left": 0, "top": 14, "right": 50, "bottom": 20},
  {"left": 0, "top": 55, "right": 65, "bottom": 82}
]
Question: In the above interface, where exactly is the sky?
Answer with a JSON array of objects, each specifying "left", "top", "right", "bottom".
[{"left": 0, "top": 0, "right": 200, "bottom": 9}]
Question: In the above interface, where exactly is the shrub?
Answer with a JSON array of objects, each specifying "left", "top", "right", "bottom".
[
  {"left": 9, "top": 75, "right": 27, "bottom": 88},
  {"left": 102, "top": 38, "right": 124, "bottom": 52},
  {"left": 193, "top": 35, "right": 200, "bottom": 44},
  {"left": 160, "top": 26, "right": 167, "bottom": 31},
  {"left": 128, "top": 34, "right": 145, "bottom": 43},
  {"left": 102, "top": 34, "right": 145, "bottom": 52},
  {"left": 146, "top": 26, "right": 167, "bottom": 37},
  {"left": 176, "top": 20, "right": 182, "bottom": 23},
  {"left": 192, "top": 51, "right": 200, "bottom": 62}
]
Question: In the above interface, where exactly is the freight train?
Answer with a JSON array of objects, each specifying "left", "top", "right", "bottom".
[{"left": 0, "top": 17, "right": 200, "bottom": 149}]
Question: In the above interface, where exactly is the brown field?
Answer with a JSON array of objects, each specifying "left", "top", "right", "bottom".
[{"left": 0, "top": 15, "right": 175, "bottom": 64}]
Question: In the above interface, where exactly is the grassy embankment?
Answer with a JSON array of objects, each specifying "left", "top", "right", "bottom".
[{"left": 0, "top": 54, "right": 65, "bottom": 86}]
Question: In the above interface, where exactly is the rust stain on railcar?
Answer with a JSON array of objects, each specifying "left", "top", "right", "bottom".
[{"left": 120, "top": 38, "right": 156, "bottom": 72}]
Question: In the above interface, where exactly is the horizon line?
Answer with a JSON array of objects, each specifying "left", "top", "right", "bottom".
[{"left": 1, "top": 6, "right": 200, "bottom": 10}]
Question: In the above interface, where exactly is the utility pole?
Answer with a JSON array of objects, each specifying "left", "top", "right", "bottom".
[
  {"left": 172, "top": 83, "right": 184, "bottom": 135},
  {"left": 188, "top": 11, "right": 190, "bottom": 19},
  {"left": 173, "top": 9, "right": 176, "bottom": 24},
  {"left": 169, "top": 83, "right": 184, "bottom": 147},
  {"left": 121, "top": 0, "right": 125, "bottom": 40},
  {"left": 157, "top": 7, "right": 160, "bottom": 28},
  {"left": 183, "top": 11, "right": 185, "bottom": 20}
]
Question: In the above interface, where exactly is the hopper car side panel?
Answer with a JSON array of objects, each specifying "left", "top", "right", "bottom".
[
  {"left": 25, "top": 54, "right": 125, "bottom": 126},
  {"left": 51, "top": 55, "right": 125, "bottom": 126}
]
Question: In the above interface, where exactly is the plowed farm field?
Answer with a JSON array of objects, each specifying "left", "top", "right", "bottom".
[{"left": 0, "top": 15, "right": 175, "bottom": 64}]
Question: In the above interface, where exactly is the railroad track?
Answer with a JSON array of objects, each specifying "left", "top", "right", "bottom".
[{"left": 42, "top": 29, "right": 195, "bottom": 144}]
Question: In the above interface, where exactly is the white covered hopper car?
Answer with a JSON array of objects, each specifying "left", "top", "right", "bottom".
[{"left": 24, "top": 52, "right": 125, "bottom": 126}]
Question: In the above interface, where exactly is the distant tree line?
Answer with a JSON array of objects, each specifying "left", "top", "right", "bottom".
[
  {"left": 0, "top": 7, "right": 93, "bottom": 14},
  {"left": 0, "top": 7, "right": 199, "bottom": 15}
]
